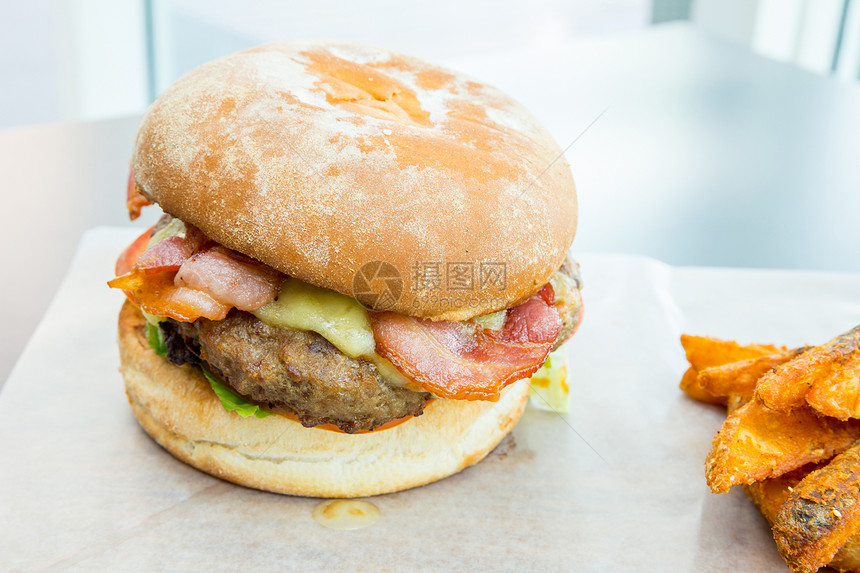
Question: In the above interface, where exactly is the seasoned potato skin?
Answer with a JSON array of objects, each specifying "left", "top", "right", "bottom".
[{"left": 773, "top": 440, "right": 860, "bottom": 573}]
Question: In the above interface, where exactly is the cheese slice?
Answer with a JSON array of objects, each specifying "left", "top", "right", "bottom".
[
  {"left": 251, "top": 279, "right": 418, "bottom": 390},
  {"left": 252, "top": 278, "right": 376, "bottom": 359}
]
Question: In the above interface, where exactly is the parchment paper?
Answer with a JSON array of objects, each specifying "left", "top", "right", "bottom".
[{"left": 2, "top": 228, "right": 860, "bottom": 572}]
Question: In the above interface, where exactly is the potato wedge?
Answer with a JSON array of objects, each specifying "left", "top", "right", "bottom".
[
  {"left": 726, "top": 393, "right": 751, "bottom": 414},
  {"left": 680, "top": 335, "right": 785, "bottom": 406},
  {"left": 698, "top": 347, "right": 807, "bottom": 402},
  {"left": 745, "top": 464, "right": 860, "bottom": 573},
  {"left": 757, "top": 326, "right": 860, "bottom": 412},
  {"left": 705, "top": 400, "right": 860, "bottom": 494},
  {"left": 831, "top": 538, "right": 860, "bottom": 573},
  {"left": 773, "top": 440, "right": 860, "bottom": 573},
  {"left": 679, "top": 366, "right": 726, "bottom": 405},
  {"left": 745, "top": 464, "right": 821, "bottom": 523},
  {"left": 805, "top": 351, "right": 860, "bottom": 421},
  {"left": 680, "top": 334, "right": 784, "bottom": 371}
]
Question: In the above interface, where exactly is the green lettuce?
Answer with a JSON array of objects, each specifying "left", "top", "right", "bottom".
[
  {"left": 145, "top": 322, "right": 167, "bottom": 357},
  {"left": 144, "top": 322, "right": 270, "bottom": 419},
  {"left": 200, "top": 367, "right": 272, "bottom": 419}
]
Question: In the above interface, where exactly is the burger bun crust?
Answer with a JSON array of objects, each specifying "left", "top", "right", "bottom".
[{"left": 132, "top": 41, "right": 577, "bottom": 321}]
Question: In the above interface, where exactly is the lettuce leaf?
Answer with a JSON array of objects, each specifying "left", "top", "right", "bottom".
[
  {"left": 145, "top": 322, "right": 167, "bottom": 357},
  {"left": 200, "top": 366, "right": 272, "bottom": 419},
  {"left": 143, "top": 321, "right": 270, "bottom": 419}
]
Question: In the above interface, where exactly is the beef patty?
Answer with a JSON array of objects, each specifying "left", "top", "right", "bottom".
[
  {"left": 161, "top": 259, "right": 582, "bottom": 433},
  {"left": 163, "top": 314, "right": 429, "bottom": 433}
]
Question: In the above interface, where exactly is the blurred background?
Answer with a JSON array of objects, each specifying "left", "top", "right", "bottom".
[{"left": 2, "top": 0, "right": 858, "bottom": 128}]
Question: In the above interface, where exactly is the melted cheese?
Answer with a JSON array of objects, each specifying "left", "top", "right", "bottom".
[
  {"left": 251, "top": 279, "right": 418, "bottom": 390},
  {"left": 473, "top": 309, "right": 506, "bottom": 331},
  {"left": 252, "top": 278, "right": 376, "bottom": 358}
]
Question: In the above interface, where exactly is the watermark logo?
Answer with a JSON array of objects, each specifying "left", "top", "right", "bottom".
[
  {"left": 412, "top": 261, "right": 507, "bottom": 292},
  {"left": 353, "top": 261, "right": 403, "bottom": 310},
  {"left": 446, "top": 262, "right": 474, "bottom": 290},
  {"left": 479, "top": 261, "right": 506, "bottom": 290},
  {"left": 355, "top": 259, "right": 509, "bottom": 312},
  {"left": 408, "top": 260, "right": 508, "bottom": 312}
]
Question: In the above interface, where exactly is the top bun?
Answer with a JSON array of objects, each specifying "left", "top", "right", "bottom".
[{"left": 133, "top": 41, "right": 577, "bottom": 321}]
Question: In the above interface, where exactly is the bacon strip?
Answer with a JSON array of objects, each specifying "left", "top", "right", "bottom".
[
  {"left": 110, "top": 224, "right": 283, "bottom": 321},
  {"left": 135, "top": 226, "right": 205, "bottom": 275},
  {"left": 115, "top": 226, "right": 154, "bottom": 276},
  {"left": 126, "top": 167, "right": 152, "bottom": 220},
  {"left": 109, "top": 269, "right": 230, "bottom": 321},
  {"left": 371, "top": 284, "right": 563, "bottom": 400},
  {"left": 135, "top": 236, "right": 193, "bottom": 274},
  {"left": 175, "top": 246, "right": 283, "bottom": 311}
]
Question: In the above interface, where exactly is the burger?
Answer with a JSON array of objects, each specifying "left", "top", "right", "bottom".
[{"left": 109, "top": 41, "right": 582, "bottom": 497}]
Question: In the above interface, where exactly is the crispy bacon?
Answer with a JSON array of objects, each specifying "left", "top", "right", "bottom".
[
  {"left": 126, "top": 166, "right": 153, "bottom": 220},
  {"left": 175, "top": 246, "right": 283, "bottom": 311},
  {"left": 370, "top": 284, "right": 563, "bottom": 400},
  {"left": 135, "top": 227, "right": 205, "bottom": 275},
  {"left": 110, "top": 223, "right": 282, "bottom": 321},
  {"left": 108, "top": 268, "right": 230, "bottom": 321}
]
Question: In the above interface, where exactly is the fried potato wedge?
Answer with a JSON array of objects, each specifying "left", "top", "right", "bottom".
[
  {"left": 745, "top": 464, "right": 821, "bottom": 523},
  {"left": 726, "top": 393, "right": 751, "bottom": 414},
  {"left": 679, "top": 366, "right": 726, "bottom": 405},
  {"left": 680, "top": 335, "right": 784, "bottom": 371},
  {"left": 705, "top": 399, "right": 860, "bottom": 494},
  {"left": 773, "top": 440, "right": 860, "bottom": 573},
  {"left": 757, "top": 326, "right": 860, "bottom": 413},
  {"left": 831, "top": 537, "right": 860, "bottom": 573},
  {"left": 697, "top": 347, "right": 807, "bottom": 402},
  {"left": 679, "top": 335, "right": 784, "bottom": 405},
  {"left": 745, "top": 464, "right": 860, "bottom": 573},
  {"left": 805, "top": 351, "right": 860, "bottom": 421}
]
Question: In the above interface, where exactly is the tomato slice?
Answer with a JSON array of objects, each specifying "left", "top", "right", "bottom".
[{"left": 115, "top": 226, "right": 154, "bottom": 276}]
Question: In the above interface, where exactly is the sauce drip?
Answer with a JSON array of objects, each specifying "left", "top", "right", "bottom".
[{"left": 312, "top": 499, "right": 380, "bottom": 530}]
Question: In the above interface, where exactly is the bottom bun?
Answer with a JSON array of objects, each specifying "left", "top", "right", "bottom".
[{"left": 118, "top": 300, "right": 530, "bottom": 498}]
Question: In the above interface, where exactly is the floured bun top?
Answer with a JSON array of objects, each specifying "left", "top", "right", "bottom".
[{"left": 133, "top": 41, "right": 577, "bottom": 321}]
